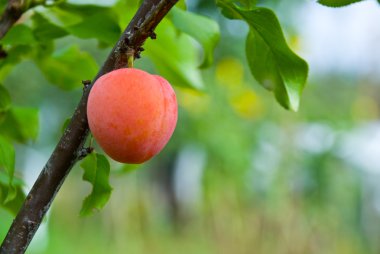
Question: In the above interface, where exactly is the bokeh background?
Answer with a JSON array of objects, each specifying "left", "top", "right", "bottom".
[{"left": 1, "top": 0, "right": 380, "bottom": 253}]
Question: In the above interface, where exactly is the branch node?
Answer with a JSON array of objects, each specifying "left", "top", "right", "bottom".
[
  {"left": 77, "top": 147, "right": 94, "bottom": 161},
  {"left": 82, "top": 80, "right": 92, "bottom": 92},
  {"left": 82, "top": 80, "right": 91, "bottom": 87},
  {"left": 149, "top": 31, "right": 157, "bottom": 40},
  {"left": 134, "top": 51, "right": 141, "bottom": 59}
]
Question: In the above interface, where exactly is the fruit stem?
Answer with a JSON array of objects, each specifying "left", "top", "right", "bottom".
[{"left": 127, "top": 48, "right": 134, "bottom": 68}]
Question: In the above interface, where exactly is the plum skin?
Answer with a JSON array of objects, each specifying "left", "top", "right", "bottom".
[{"left": 87, "top": 68, "right": 178, "bottom": 164}]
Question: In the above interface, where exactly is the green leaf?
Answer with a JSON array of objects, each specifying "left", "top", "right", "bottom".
[
  {"left": 0, "top": 171, "right": 25, "bottom": 215},
  {"left": 170, "top": 7, "right": 220, "bottom": 68},
  {"left": 218, "top": 0, "right": 241, "bottom": 19},
  {"left": 66, "top": 14, "right": 121, "bottom": 46},
  {"left": 1, "top": 25, "right": 36, "bottom": 45},
  {"left": 36, "top": 45, "right": 98, "bottom": 90},
  {"left": 177, "top": 0, "right": 187, "bottom": 9},
  {"left": 246, "top": 30, "right": 288, "bottom": 109},
  {"left": 56, "top": 3, "right": 115, "bottom": 17},
  {"left": 0, "top": 135, "right": 15, "bottom": 202},
  {"left": 112, "top": 0, "right": 137, "bottom": 28},
  {"left": 0, "top": 45, "right": 33, "bottom": 81},
  {"left": 0, "top": 136, "right": 14, "bottom": 184},
  {"left": 46, "top": 3, "right": 121, "bottom": 45},
  {"left": 0, "top": 86, "right": 11, "bottom": 123},
  {"left": 144, "top": 19, "right": 204, "bottom": 90},
  {"left": 42, "top": 6, "right": 83, "bottom": 27},
  {"left": 218, "top": 2, "right": 308, "bottom": 110},
  {"left": 317, "top": 0, "right": 364, "bottom": 7},
  {"left": 32, "top": 12, "right": 68, "bottom": 41},
  {"left": 225, "top": 0, "right": 256, "bottom": 9},
  {"left": 0, "top": 107, "right": 39, "bottom": 143},
  {"left": 80, "top": 153, "right": 112, "bottom": 216},
  {"left": 239, "top": 0, "right": 257, "bottom": 8}
]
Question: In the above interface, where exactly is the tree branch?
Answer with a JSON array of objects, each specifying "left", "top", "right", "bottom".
[
  {"left": 0, "top": 0, "right": 178, "bottom": 253},
  {"left": 0, "top": 0, "right": 29, "bottom": 40}
]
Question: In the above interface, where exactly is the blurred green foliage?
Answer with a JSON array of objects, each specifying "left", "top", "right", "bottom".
[{"left": 1, "top": 0, "right": 380, "bottom": 253}]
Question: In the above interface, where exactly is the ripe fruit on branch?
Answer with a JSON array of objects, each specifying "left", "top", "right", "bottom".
[{"left": 87, "top": 68, "right": 178, "bottom": 164}]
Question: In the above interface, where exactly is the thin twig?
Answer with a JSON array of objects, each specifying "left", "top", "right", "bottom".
[{"left": 0, "top": 0, "right": 178, "bottom": 253}]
